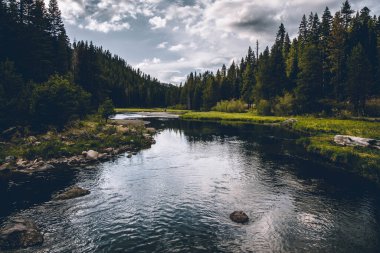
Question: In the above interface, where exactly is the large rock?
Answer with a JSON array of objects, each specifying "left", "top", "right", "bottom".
[
  {"left": 230, "top": 211, "right": 249, "bottom": 224},
  {"left": 5, "top": 156, "right": 16, "bottom": 163},
  {"left": 280, "top": 118, "right": 298, "bottom": 128},
  {"left": 53, "top": 186, "right": 90, "bottom": 200},
  {"left": 334, "top": 135, "right": 380, "bottom": 150},
  {"left": 0, "top": 218, "right": 43, "bottom": 250},
  {"left": 83, "top": 150, "right": 100, "bottom": 160}
]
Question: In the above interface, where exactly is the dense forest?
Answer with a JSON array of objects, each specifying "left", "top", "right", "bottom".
[
  {"left": 1, "top": 0, "right": 380, "bottom": 131},
  {"left": 178, "top": 1, "right": 380, "bottom": 116},
  {"left": 0, "top": 0, "right": 180, "bottom": 130}
]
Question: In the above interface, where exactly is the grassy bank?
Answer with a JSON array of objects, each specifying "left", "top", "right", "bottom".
[
  {"left": 180, "top": 111, "right": 380, "bottom": 183},
  {"left": 0, "top": 115, "right": 153, "bottom": 164}
]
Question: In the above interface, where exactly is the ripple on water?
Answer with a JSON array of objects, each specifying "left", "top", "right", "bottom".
[{"left": 5, "top": 122, "right": 380, "bottom": 253}]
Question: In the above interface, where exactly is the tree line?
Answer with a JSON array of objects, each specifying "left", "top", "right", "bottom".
[
  {"left": 0, "top": 0, "right": 180, "bottom": 130},
  {"left": 177, "top": 1, "right": 380, "bottom": 116}
]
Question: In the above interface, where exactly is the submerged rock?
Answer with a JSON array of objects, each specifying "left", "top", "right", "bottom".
[
  {"left": 0, "top": 219, "right": 43, "bottom": 250},
  {"left": 230, "top": 211, "right": 249, "bottom": 224},
  {"left": 53, "top": 186, "right": 90, "bottom": 200},
  {"left": 334, "top": 135, "right": 380, "bottom": 150}
]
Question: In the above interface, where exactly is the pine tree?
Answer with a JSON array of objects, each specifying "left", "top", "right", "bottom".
[
  {"left": 299, "top": 14, "right": 308, "bottom": 47},
  {"left": 275, "top": 23, "right": 286, "bottom": 51},
  {"left": 321, "top": 7, "right": 333, "bottom": 96},
  {"left": 341, "top": 0, "right": 354, "bottom": 30},
  {"left": 328, "top": 11, "right": 347, "bottom": 100},
  {"left": 283, "top": 33, "right": 291, "bottom": 58},
  {"left": 347, "top": 44, "right": 372, "bottom": 114},
  {"left": 241, "top": 63, "right": 255, "bottom": 106},
  {"left": 295, "top": 45, "right": 323, "bottom": 113}
]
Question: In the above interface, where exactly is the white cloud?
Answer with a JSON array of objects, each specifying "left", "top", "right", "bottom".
[
  {"left": 169, "top": 43, "right": 185, "bottom": 51},
  {"left": 149, "top": 16, "right": 167, "bottom": 29},
  {"left": 157, "top": 42, "right": 168, "bottom": 49},
  {"left": 80, "top": 17, "right": 130, "bottom": 33},
  {"left": 136, "top": 57, "right": 162, "bottom": 69},
  {"left": 58, "top": 0, "right": 85, "bottom": 25}
]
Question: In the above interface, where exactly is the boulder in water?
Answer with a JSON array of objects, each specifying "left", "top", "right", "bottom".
[
  {"left": 230, "top": 211, "right": 249, "bottom": 224},
  {"left": 0, "top": 218, "right": 43, "bottom": 250},
  {"left": 53, "top": 186, "right": 90, "bottom": 200}
]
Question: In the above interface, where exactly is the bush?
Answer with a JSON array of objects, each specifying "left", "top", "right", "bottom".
[
  {"left": 212, "top": 99, "right": 246, "bottom": 113},
  {"left": 30, "top": 75, "right": 91, "bottom": 128},
  {"left": 365, "top": 98, "right": 380, "bottom": 117},
  {"left": 273, "top": 92, "right": 295, "bottom": 116},
  {"left": 257, "top": 100, "right": 272, "bottom": 115},
  {"left": 168, "top": 104, "right": 187, "bottom": 110},
  {"left": 98, "top": 98, "right": 115, "bottom": 122}
]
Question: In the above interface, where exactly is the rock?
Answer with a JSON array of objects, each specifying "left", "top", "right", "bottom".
[
  {"left": 1, "top": 127, "right": 20, "bottom": 140},
  {"left": 280, "top": 118, "right": 298, "bottom": 128},
  {"left": 146, "top": 128, "right": 156, "bottom": 134},
  {"left": 26, "top": 136, "right": 37, "bottom": 144},
  {"left": 0, "top": 163, "right": 12, "bottom": 172},
  {"left": 5, "top": 156, "right": 16, "bottom": 163},
  {"left": 0, "top": 218, "right": 43, "bottom": 250},
  {"left": 127, "top": 153, "right": 132, "bottom": 158},
  {"left": 37, "top": 164, "right": 55, "bottom": 171},
  {"left": 230, "top": 211, "right": 249, "bottom": 224},
  {"left": 104, "top": 147, "right": 114, "bottom": 153},
  {"left": 84, "top": 150, "right": 100, "bottom": 160},
  {"left": 53, "top": 186, "right": 90, "bottom": 200},
  {"left": 334, "top": 135, "right": 380, "bottom": 150},
  {"left": 16, "top": 159, "right": 28, "bottom": 168}
]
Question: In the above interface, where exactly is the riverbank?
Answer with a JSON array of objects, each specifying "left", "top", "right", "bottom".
[
  {"left": 180, "top": 111, "right": 380, "bottom": 183},
  {"left": 0, "top": 116, "right": 156, "bottom": 175}
]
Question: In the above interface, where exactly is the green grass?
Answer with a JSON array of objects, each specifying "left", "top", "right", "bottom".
[
  {"left": 181, "top": 111, "right": 286, "bottom": 123},
  {"left": 0, "top": 117, "right": 152, "bottom": 162},
  {"left": 181, "top": 111, "right": 380, "bottom": 183}
]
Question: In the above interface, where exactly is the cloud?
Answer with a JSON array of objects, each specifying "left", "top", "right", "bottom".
[
  {"left": 169, "top": 43, "right": 185, "bottom": 51},
  {"left": 136, "top": 57, "right": 162, "bottom": 69},
  {"left": 63, "top": 0, "right": 380, "bottom": 84},
  {"left": 79, "top": 17, "right": 130, "bottom": 33},
  {"left": 157, "top": 42, "right": 168, "bottom": 49},
  {"left": 149, "top": 16, "right": 167, "bottom": 29}
]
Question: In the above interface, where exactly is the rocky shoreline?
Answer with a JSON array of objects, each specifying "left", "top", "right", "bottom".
[{"left": 0, "top": 120, "right": 157, "bottom": 176}]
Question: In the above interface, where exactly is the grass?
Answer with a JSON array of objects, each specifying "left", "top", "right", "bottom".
[
  {"left": 180, "top": 111, "right": 380, "bottom": 183},
  {"left": 181, "top": 111, "right": 286, "bottom": 123},
  {"left": 0, "top": 116, "right": 152, "bottom": 162}
]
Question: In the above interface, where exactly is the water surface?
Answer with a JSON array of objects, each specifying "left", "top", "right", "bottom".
[{"left": 2, "top": 120, "right": 380, "bottom": 252}]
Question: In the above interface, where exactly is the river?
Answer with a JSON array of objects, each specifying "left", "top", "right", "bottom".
[{"left": 1, "top": 118, "right": 380, "bottom": 252}]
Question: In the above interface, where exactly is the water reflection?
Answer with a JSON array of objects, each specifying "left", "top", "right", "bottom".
[{"left": 1, "top": 119, "right": 380, "bottom": 253}]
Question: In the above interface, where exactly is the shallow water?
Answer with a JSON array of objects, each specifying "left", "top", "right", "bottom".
[{"left": 2, "top": 120, "right": 380, "bottom": 252}]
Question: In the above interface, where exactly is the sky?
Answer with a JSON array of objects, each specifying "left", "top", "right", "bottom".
[{"left": 57, "top": 0, "right": 380, "bottom": 85}]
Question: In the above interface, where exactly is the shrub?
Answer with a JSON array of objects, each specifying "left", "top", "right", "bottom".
[
  {"left": 30, "top": 75, "right": 91, "bottom": 128},
  {"left": 257, "top": 100, "right": 272, "bottom": 115},
  {"left": 168, "top": 104, "right": 187, "bottom": 110},
  {"left": 273, "top": 92, "right": 295, "bottom": 116},
  {"left": 212, "top": 99, "right": 246, "bottom": 113},
  {"left": 365, "top": 98, "right": 380, "bottom": 117},
  {"left": 98, "top": 98, "right": 115, "bottom": 122}
]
